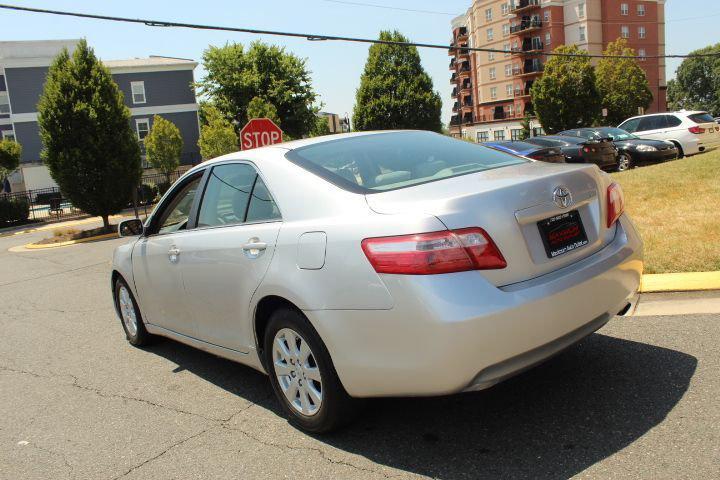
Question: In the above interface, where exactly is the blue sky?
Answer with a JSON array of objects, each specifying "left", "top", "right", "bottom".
[{"left": 0, "top": 0, "right": 715, "bottom": 124}]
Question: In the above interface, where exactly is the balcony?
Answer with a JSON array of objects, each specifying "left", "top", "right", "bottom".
[
  {"left": 462, "top": 112, "right": 474, "bottom": 124},
  {"left": 462, "top": 95, "right": 473, "bottom": 107},
  {"left": 450, "top": 73, "right": 458, "bottom": 83},
  {"left": 513, "top": 40, "right": 544, "bottom": 55},
  {"left": 513, "top": 62, "right": 544, "bottom": 77},
  {"left": 460, "top": 80, "right": 472, "bottom": 92},
  {"left": 458, "top": 61, "right": 471, "bottom": 77},
  {"left": 449, "top": 58, "right": 456, "bottom": 70},
  {"left": 456, "top": 26, "right": 468, "bottom": 41},
  {"left": 451, "top": 87, "right": 458, "bottom": 97},
  {"left": 452, "top": 102, "right": 459, "bottom": 112},
  {"left": 450, "top": 115, "right": 461, "bottom": 126},
  {"left": 511, "top": 0, "right": 540, "bottom": 14},
  {"left": 510, "top": 18, "right": 542, "bottom": 34},
  {"left": 448, "top": 42, "right": 456, "bottom": 56},
  {"left": 457, "top": 44, "right": 470, "bottom": 58}
]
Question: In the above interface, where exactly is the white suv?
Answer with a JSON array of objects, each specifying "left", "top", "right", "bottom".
[{"left": 618, "top": 111, "right": 720, "bottom": 157}]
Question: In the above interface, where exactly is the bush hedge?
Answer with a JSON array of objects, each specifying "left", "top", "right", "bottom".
[{"left": 0, "top": 196, "right": 30, "bottom": 226}]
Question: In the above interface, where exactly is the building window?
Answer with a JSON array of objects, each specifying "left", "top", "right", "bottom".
[
  {"left": 621, "top": 26, "right": 630, "bottom": 38},
  {"left": 544, "top": 10, "right": 550, "bottom": 23},
  {"left": 490, "top": 87, "right": 498, "bottom": 99},
  {"left": 504, "top": 43, "right": 511, "bottom": 56},
  {"left": 506, "top": 84, "right": 514, "bottom": 98},
  {"left": 579, "top": 26, "right": 587, "bottom": 42},
  {"left": 485, "top": 8, "right": 493, "bottom": 22},
  {"left": 477, "top": 131, "right": 489, "bottom": 143},
  {"left": 493, "top": 130, "right": 505, "bottom": 141},
  {"left": 503, "top": 24, "right": 510, "bottom": 36},
  {"left": 512, "top": 40, "right": 519, "bottom": 51},
  {"left": 1, "top": 129, "right": 15, "bottom": 141},
  {"left": 621, "top": 3, "right": 629, "bottom": 15},
  {"left": 638, "top": 49, "right": 647, "bottom": 61},
  {"left": 545, "top": 32, "right": 551, "bottom": 45},
  {"left": 506, "top": 104, "right": 515, "bottom": 118},
  {"left": 511, "top": 129, "right": 522, "bottom": 141},
  {"left": 638, "top": 26, "right": 646, "bottom": 39},
  {"left": 505, "top": 64, "right": 512, "bottom": 77},
  {"left": 0, "top": 92, "right": 9, "bottom": 114},
  {"left": 489, "top": 67, "right": 496, "bottom": 80},
  {"left": 135, "top": 118, "right": 150, "bottom": 141},
  {"left": 130, "top": 81, "right": 146, "bottom": 104},
  {"left": 638, "top": 4, "right": 646, "bottom": 16},
  {"left": 489, "top": 51, "right": 495, "bottom": 61},
  {"left": 501, "top": 3, "right": 509, "bottom": 15},
  {"left": 487, "top": 28, "right": 494, "bottom": 41},
  {"left": 578, "top": 2, "right": 585, "bottom": 18}
]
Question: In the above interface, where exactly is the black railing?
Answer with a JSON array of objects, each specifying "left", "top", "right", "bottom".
[
  {"left": 510, "top": 19, "right": 542, "bottom": 33},
  {"left": 511, "top": 0, "right": 540, "bottom": 12}
]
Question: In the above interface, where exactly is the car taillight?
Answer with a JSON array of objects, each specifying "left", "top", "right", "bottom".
[
  {"left": 607, "top": 182, "right": 625, "bottom": 228},
  {"left": 361, "top": 228, "right": 507, "bottom": 275},
  {"left": 689, "top": 126, "right": 706, "bottom": 134}
]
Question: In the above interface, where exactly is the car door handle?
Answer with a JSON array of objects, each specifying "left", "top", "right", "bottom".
[
  {"left": 242, "top": 239, "right": 267, "bottom": 258},
  {"left": 168, "top": 246, "right": 180, "bottom": 263}
]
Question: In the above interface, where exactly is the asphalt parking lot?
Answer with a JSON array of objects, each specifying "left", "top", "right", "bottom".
[{"left": 1, "top": 228, "right": 718, "bottom": 479}]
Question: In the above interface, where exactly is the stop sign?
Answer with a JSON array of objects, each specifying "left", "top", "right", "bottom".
[{"left": 239, "top": 118, "right": 283, "bottom": 150}]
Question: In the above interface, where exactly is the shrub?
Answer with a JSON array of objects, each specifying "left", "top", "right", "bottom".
[
  {"left": 137, "top": 183, "right": 159, "bottom": 205},
  {"left": 0, "top": 196, "right": 30, "bottom": 225}
]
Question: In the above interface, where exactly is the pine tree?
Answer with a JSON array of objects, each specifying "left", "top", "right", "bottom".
[
  {"left": 38, "top": 40, "right": 141, "bottom": 230},
  {"left": 353, "top": 31, "right": 442, "bottom": 132}
]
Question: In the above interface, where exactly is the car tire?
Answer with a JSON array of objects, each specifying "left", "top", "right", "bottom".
[
  {"left": 616, "top": 152, "right": 633, "bottom": 172},
  {"left": 672, "top": 141, "right": 684, "bottom": 159},
  {"left": 114, "top": 278, "right": 152, "bottom": 347},
  {"left": 264, "top": 308, "right": 359, "bottom": 433}
]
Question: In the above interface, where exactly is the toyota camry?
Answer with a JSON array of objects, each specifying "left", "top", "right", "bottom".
[{"left": 112, "top": 131, "right": 643, "bottom": 432}]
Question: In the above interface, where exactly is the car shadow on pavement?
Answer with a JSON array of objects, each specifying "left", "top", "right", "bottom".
[{"left": 148, "top": 332, "right": 696, "bottom": 480}]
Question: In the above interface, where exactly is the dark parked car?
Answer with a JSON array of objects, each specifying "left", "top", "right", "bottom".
[
  {"left": 525, "top": 135, "right": 618, "bottom": 171},
  {"left": 559, "top": 127, "right": 678, "bottom": 171},
  {"left": 483, "top": 141, "right": 565, "bottom": 164}
]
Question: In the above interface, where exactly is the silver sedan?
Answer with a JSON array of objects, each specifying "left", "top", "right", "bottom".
[{"left": 112, "top": 131, "right": 643, "bottom": 432}]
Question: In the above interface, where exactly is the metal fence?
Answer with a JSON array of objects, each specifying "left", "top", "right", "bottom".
[{"left": 0, "top": 169, "right": 189, "bottom": 227}]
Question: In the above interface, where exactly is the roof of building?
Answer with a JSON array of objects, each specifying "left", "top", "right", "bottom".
[{"left": 103, "top": 56, "right": 197, "bottom": 70}]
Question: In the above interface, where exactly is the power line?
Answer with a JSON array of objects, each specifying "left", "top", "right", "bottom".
[
  {"left": 320, "top": 0, "right": 460, "bottom": 16},
  {"left": 0, "top": 3, "right": 718, "bottom": 59}
]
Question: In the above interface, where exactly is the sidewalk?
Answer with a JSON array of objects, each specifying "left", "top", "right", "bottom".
[{"left": 0, "top": 209, "right": 144, "bottom": 237}]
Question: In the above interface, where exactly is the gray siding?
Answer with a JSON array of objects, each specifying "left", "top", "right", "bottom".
[
  {"left": 4, "top": 67, "right": 49, "bottom": 114},
  {"left": 114, "top": 70, "right": 196, "bottom": 108},
  {"left": 132, "top": 110, "right": 200, "bottom": 165},
  {"left": 0, "top": 124, "right": 13, "bottom": 132},
  {"left": 13, "top": 121, "right": 43, "bottom": 164}
]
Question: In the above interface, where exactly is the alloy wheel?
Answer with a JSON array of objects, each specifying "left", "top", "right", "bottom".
[
  {"left": 617, "top": 154, "right": 631, "bottom": 171},
  {"left": 272, "top": 328, "right": 323, "bottom": 416},
  {"left": 118, "top": 285, "right": 138, "bottom": 337}
]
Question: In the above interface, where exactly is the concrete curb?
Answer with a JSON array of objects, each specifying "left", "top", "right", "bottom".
[
  {"left": 23, "top": 232, "right": 118, "bottom": 250},
  {"left": 640, "top": 272, "right": 720, "bottom": 293}
]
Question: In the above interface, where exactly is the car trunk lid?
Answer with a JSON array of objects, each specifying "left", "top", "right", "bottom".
[{"left": 365, "top": 162, "right": 615, "bottom": 287}]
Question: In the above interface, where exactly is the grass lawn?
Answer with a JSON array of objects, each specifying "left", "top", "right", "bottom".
[{"left": 611, "top": 149, "right": 720, "bottom": 274}]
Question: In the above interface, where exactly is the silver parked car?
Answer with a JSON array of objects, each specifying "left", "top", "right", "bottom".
[{"left": 112, "top": 131, "right": 643, "bottom": 432}]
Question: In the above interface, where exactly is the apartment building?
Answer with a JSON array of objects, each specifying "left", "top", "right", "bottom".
[
  {"left": 0, "top": 40, "right": 201, "bottom": 191},
  {"left": 449, "top": 0, "right": 667, "bottom": 142}
]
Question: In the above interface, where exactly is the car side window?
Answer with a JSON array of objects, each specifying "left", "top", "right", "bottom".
[
  {"left": 637, "top": 116, "right": 665, "bottom": 132},
  {"left": 155, "top": 176, "right": 202, "bottom": 235},
  {"left": 197, "top": 163, "right": 281, "bottom": 228},
  {"left": 620, "top": 118, "right": 640, "bottom": 133},
  {"left": 665, "top": 115, "right": 682, "bottom": 128}
]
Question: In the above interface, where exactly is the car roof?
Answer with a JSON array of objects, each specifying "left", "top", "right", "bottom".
[
  {"left": 621, "top": 110, "right": 708, "bottom": 123},
  {"left": 533, "top": 135, "right": 582, "bottom": 144}
]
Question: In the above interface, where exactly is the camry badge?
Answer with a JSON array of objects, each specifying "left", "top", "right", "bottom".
[{"left": 553, "top": 186, "right": 573, "bottom": 209}]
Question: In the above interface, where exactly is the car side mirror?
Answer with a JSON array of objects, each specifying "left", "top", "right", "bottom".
[{"left": 118, "top": 218, "right": 144, "bottom": 237}]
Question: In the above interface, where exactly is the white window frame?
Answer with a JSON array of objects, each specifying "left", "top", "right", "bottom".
[
  {"left": 489, "top": 67, "right": 496, "bottom": 80},
  {"left": 130, "top": 81, "right": 147, "bottom": 105},
  {"left": 501, "top": 3, "right": 509, "bottom": 16},
  {"left": 487, "top": 28, "right": 494, "bottom": 41},
  {"left": 638, "top": 26, "right": 646, "bottom": 39},
  {"left": 506, "top": 103, "right": 515, "bottom": 116},
  {"left": 506, "top": 84, "right": 514, "bottom": 98},
  {"left": 489, "top": 51, "right": 496, "bottom": 61},
  {"left": 1, "top": 129, "right": 15, "bottom": 141},
  {"left": 621, "top": 3, "right": 629, "bottom": 15},
  {"left": 621, "top": 26, "right": 630, "bottom": 38},
  {"left": 578, "top": 2, "right": 585, "bottom": 18},
  {"left": 544, "top": 10, "right": 550, "bottom": 23},
  {"left": 545, "top": 32, "right": 551, "bottom": 45},
  {"left": 505, "top": 64, "right": 512, "bottom": 77},
  {"left": 0, "top": 91, "right": 10, "bottom": 115},
  {"left": 485, "top": 8, "right": 493, "bottom": 22},
  {"left": 504, "top": 43, "right": 511, "bottom": 57},
  {"left": 490, "top": 87, "right": 498, "bottom": 100},
  {"left": 503, "top": 24, "right": 510, "bottom": 37},
  {"left": 638, "top": 49, "right": 647, "bottom": 61},
  {"left": 579, "top": 26, "right": 587, "bottom": 42},
  {"left": 135, "top": 118, "right": 150, "bottom": 141},
  {"left": 637, "top": 4, "right": 646, "bottom": 16}
]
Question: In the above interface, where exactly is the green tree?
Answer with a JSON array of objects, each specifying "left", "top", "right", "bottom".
[
  {"left": 197, "top": 41, "right": 318, "bottom": 138},
  {"left": 595, "top": 39, "right": 653, "bottom": 126},
  {"left": 668, "top": 43, "right": 720, "bottom": 115},
  {"left": 310, "top": 115, "right": 331, "bottom": 137},
  {"left": 530, "top": 45, "right": 600, "bottom": 133},
  {"left": 353, "top": 30, "right": 442, "bottom": 132},
  {"left": 519, "top": 115, "right": 532, "bottom": 140},
  {"left": 198, "top": 105, "right": 237, "bottom": 160},
  {"left": 246, "top": 96, "right": 281, "bottom": 125},
  {"left": 37, "top": 40, "right": 141, "bottom": 230},
  {"left": 144, "top": 115, "right": 182, "bottom": 182},
  {"left": 0, "top": 139, "right": 21, "bottom": 180}
]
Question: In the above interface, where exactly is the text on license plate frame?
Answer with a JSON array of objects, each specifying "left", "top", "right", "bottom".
[{"left": 537, "top": 210, "right": 589, "bottom": 258}]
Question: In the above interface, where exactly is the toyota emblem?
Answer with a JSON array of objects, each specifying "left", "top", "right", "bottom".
[{"left": 553, "top": 186, "right": 573, "bottom": 209}]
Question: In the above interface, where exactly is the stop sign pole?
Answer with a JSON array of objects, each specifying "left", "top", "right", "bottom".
[{"left": 240, "top": 118, "right": 283, "bottom": 150}]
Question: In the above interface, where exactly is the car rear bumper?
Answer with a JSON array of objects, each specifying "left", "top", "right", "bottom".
[{"left": 306, "top": 215, "right": 643, "bottom": 398}]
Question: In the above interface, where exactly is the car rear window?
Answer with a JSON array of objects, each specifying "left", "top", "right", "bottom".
[
  {"left": 688, "top": 112, "right": 715, "bottom": 124},
  {"left": 494, "top": 141, "right": 538, "bottom": 151},
  {"left": 285, "top": 131, "right": 527, "bottom": 193},
  {"left": 526, "top": 137, "right": 565, "bottom": 147}
]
